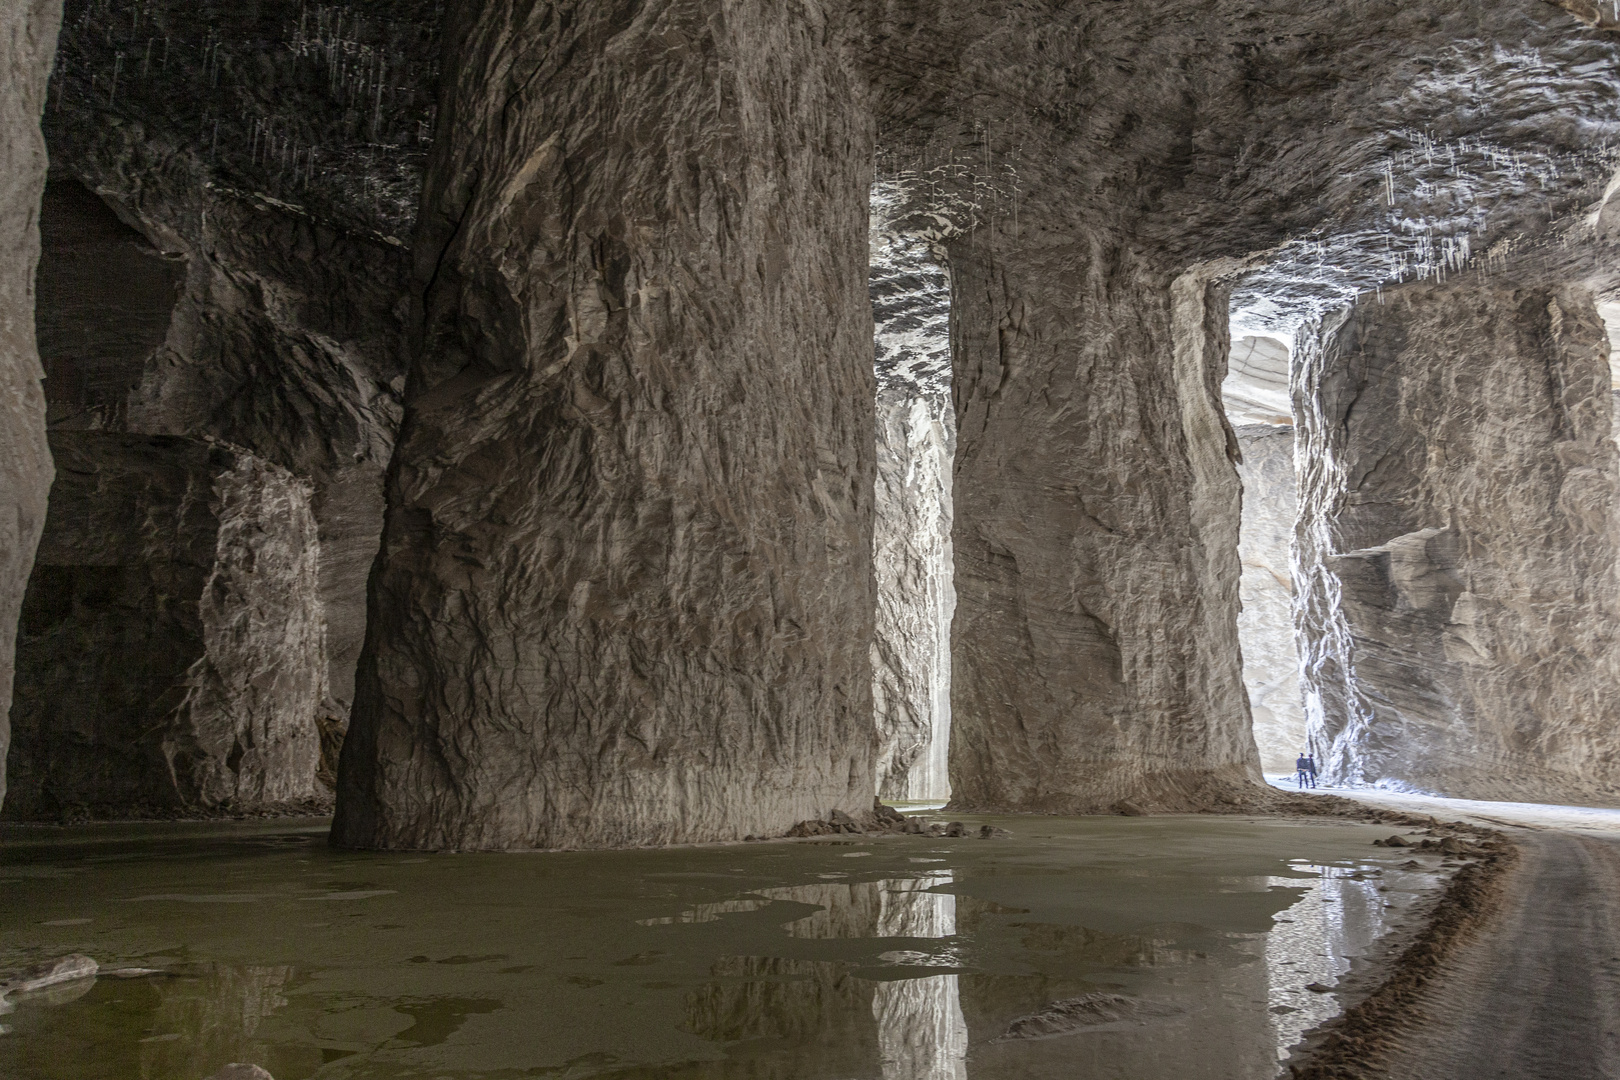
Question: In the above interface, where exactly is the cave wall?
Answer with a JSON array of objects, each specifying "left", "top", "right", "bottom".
[
  {"left": 946, "top": 250, "right": 1261, "bottom": 812},
  {"left": 0, "top": 0, "right": 63, "bottom": 812},
  {"left": 332, "top": 0, "right": 878, "bottom": 850},
  {"left": 872, "top": 388, "right": 955, "bottom": 801},
  {"left": 4, "top": 432, "right": 325, "bottom": 820},
  {"left": 1295, "top": 278, "right": 1620, "bottom": 802},
  {"left": 38, "top": 0, "right": 439, "bottom": 709},
  {"left": 1235, "top": 424, "right": 1307, "bottom": 773},
  {"left": 870, "top": 217, "right": 954, "bottom": 803}
]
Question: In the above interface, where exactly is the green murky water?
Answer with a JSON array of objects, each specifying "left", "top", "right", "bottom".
[{"left": 0, "top": 814, "right": 1443, "bottom": 1080}]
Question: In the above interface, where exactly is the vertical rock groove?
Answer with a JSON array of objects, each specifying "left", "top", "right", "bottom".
[{"left": 334, "top": 1, "right": 878, "bottom": 849}]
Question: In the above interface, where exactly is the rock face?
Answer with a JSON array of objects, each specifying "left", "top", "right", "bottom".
[
  {"left": 870, "top": 220, "right": 954, "bottom": 802},
  {"left": 43, "top": 129, "right": 406, "bottom": 713},
  {"left": 332, "top": 0, "right": 877, "bottom": 850},
  {"left": 34, "top": 172, "right": 183, "bottom": 431},
  {"left": 4, "top": 432, "right": 325, "bottom": 819},
  {"left": 0, "top": 0, "right": 62, "bottom": 813},
  {"left": 1295, "top": 278, "right": 1620, "bottom": 802},
  {"left": 39, "top": 0, "right": 435, "bottom": 710},
  {"left": 1235, "top": 424, "right": 1307, "bottom": 773},
  {"left": 872, "top": 389, "right": 954, "bottom": 801},
  {"left": 945, "top": 253, "right": 1262, "bottom": 812}
]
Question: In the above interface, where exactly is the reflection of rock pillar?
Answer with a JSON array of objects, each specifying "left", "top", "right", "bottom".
[
  {"left": 872, "top": 876, "right": 967, "bottom": 1080},
  {"left": 874, "top": 976, "right": 968, "bottom": 1080},
  {"left": 1294, "top": 281, "right": 1620, "bottom": 800}
]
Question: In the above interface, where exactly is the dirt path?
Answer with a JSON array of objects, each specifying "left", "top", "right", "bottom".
[{"left": 1289, "top": 784, "right": 1620, "bottom": 1079}]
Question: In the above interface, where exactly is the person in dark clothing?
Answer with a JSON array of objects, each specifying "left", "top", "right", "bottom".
[
  {"left": 1305, "top": 754, "right": 1319, "bottom": 789},
  {"left": 1295, "top": 753, "right": 1310, "bottom": 789}
]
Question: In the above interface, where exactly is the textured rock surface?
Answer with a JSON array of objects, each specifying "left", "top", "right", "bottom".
[
  {"left": 4, "top": 432, "right": 325, "bottom": 820},
  {"left": 34, "top": 172, "right": 183, "bottom": 430},
  {"left": 1223, "top": 337, "right": 1293, "bottom": 429},
  {"left": 1295, "top": 278, "right": 1620, "bottom": 802},
  {"left": 872, "top": 388, "right": 954, "bottom": 801},
  {"left": 19, "top": 0, "right": 1620, "bottom": 832},
  {"left": 333, "top": 0, "right": 877, "bottom": 850},
  {"left": 858, "top": 0, "right": 1620, "bottom": 813},
  {"left": 944, "top": 252, "right": 1261, "bottom": 812},
  {"left": 1235, "top": 424, "right": 1308, "bottom": 773},
  {"left": 39, "top": 0, "right": 434, "bottom": 708},
  {"left": 0, "top": 0, "right": 62, "bottom": 813},
  {"left": 869, "top": 219, "right": 954, "bottom": 801}
]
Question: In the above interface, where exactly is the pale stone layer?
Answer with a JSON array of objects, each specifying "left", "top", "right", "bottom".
[
  {"left": 1296, "top": 279, "right": 1620, "bottom": 802},
  {"left": 1235, "top": 425, "right": 1308, "bottom": 773},
  {"left": 333, "top": 0, "right": 877, "bottom": 850},
  {"left": 872, "top": 388, "right": 954, "bottom": 801}
]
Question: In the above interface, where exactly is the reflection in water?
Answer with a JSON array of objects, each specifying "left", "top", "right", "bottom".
[
  {"left": 0, "top": 817, "right": 1447, "bottom": 1080},
  {"left": 638, "top": 899, "right": 770, "bottom": 926},
  {"left": 1264, "top": 863, "right": 1391, "bottom": 1059},
  {"left": 140, "top": 965, "right": 294, "bottom": 1080},
  {"left": 686, "top": 875, "right": 968, "bottom": 1080},
  {"left": 874, "top": 975, "right": 967, "bottom": 1080}
]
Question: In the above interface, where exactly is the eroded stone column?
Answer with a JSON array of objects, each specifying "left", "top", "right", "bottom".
[
  {"left": 0, "top": 0, "right": 62, "bottom": 812},
  {"left": 946, "top": 246, "right": 1262, "bottom": 812},
  {"left": 333, "top": 1, "right": 876, "bottom": 849},
  {"left": 1296, "top": 279, "right": 1620, "bottom": 801},
  {"left": 5, "top": 433, "right": 325, "bottom": 820}
]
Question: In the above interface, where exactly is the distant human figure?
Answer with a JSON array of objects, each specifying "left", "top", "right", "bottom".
[
  {"left": 1295, "top": 753, "right": 1310, "bottom": 789},
  {"left": 1305, "top": 754, "right": 1319, "bottom": 789}
]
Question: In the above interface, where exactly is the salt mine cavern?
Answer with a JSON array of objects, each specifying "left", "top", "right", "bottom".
[{"left": 4, "top": 0, "right": 1620, "bottom": 1077}]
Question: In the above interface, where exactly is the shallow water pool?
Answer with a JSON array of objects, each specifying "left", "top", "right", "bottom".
[{"left": 0, "top": 813, "right": 1444, "bottom": 1080}]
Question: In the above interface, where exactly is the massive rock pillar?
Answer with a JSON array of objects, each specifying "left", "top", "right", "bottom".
[
  {"left": 333, "top": 1, "right": 876, "bottom": 849},
  {"left": 1295, "top": 279, "right": 1620, "bottom": 802},
  {"left": 0, "top": 0, "right": 62, "bottom": 811},
  {"left": 946, "top": 245, "right": 1262, "bottom": 812}
]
